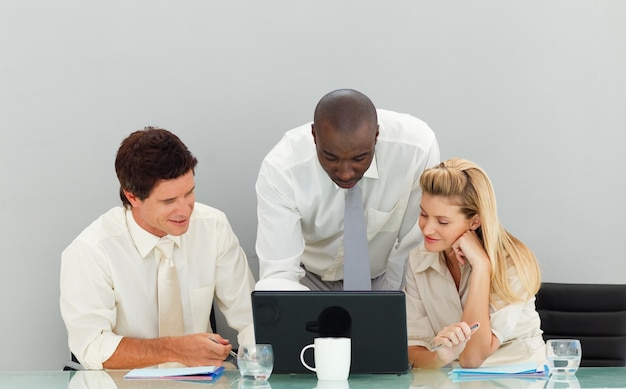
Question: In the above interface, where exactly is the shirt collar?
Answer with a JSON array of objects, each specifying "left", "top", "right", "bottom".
[
  {"left": 331, "top": 154, "right": 380, "bottom": 190},
  {"left": 363, "top": 154, "right": 379, "bottom": 179},
  {"left": 125, "top": 209, "right": 181, "bottom": 259},
  {"left": 413, "top": 245, "right": 470, "bottom": 279},
  {"left": 412, "top": 245, "right": 448, "bottom": 274}
]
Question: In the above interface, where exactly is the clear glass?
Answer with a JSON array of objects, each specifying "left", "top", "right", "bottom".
[
  {"left": 237, "top": 379, "right": 272, "bottom": 389},
  {"left": 546, "top": 374, "right": 581, "bottom": 388},
  {"left": 546, "top": 339, "right": 582, "bottom": 375},
  {"left": 237, "top": 344, "right": 274, "bottom": 381}
]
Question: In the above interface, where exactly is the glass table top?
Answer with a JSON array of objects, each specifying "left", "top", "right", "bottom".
[{"left": 2, "top": 367, "right": 625, "bottom": 388}]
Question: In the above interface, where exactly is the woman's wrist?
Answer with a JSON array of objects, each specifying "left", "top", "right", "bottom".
[
  {"left": 469, "top": 256, "right": 491, "bottom": 277},
  {"left": 435, "top": 350, "right": 455, "bottom": 367}
]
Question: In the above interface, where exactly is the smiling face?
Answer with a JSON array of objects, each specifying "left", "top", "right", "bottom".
[
  {"left": 418, "top": 192, "right": 479, "bottom": 252},
  {"left": 312, "top": 121, "right": 378, "bottom": 189},
  {"left": 125, "top": 170, "right": 196, "bottom": 237}
]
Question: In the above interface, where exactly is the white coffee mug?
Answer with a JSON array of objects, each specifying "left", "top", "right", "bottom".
[{"left": 300, "top": 337, "right": 351, "bottom": 380}]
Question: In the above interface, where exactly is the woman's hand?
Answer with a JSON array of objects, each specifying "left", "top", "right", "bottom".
[
  {"left": 451, "top": 230, "right": 489, "bottom": 270},
  {"left": 432, "top": 322, "right": 479, "bottom": 363}
]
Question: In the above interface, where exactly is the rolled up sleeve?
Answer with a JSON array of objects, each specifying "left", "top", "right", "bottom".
[{"left": 60, "top": 241, "right": 123, "bottom": 370}]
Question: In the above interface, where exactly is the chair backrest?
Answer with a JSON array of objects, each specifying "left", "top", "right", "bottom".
[{"left": 535, "top": 282, "right": 626, "bottom": 367}]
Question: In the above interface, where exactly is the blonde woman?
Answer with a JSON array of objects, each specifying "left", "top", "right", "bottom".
[{"left": 405, "top": 158, "right": 545, "bottom": 368}]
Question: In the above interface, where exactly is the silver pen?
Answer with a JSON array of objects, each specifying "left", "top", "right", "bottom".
[
  {"left": 210, "top": 337, "right": 238, "bottom": 359},
  {"left": 430, "top": 323, "right": 480, "bottom": 352}
]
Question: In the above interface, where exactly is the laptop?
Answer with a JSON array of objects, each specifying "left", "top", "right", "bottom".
[{"left": 251, "top": 290, "right": 410, "bottom": 375}]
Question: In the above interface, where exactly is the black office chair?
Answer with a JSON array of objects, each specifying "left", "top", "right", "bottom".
[
  {"left": 62, "top": 304, "right": 218, "bottom": 370},
  {"left": 535, "top": 282, "right": 626, "bottom": 367},
  {"left": 63, "top": 353, "right": 83, "bottom": 371}
]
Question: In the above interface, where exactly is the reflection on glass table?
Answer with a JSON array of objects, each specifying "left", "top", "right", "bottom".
[
  {"left": 545, "top": 374, "right": 581, "bottom": 389},
  {"left": 1, "top": 367, "right": 626, "bottom": 388}
]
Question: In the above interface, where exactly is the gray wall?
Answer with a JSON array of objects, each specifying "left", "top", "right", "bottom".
[{"left": 1, "top": 0, "right": 625, "bottom": 371}]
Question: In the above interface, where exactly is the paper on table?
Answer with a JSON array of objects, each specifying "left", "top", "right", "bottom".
[
  {"left": 451, "top": 361, "right": 544, "bottom": 375},
  {"left": 124, "top": 365, "right": 225, "bottom": 380},
  {"left": 449, "top": 362, "right": 548, "bottom": 381}
]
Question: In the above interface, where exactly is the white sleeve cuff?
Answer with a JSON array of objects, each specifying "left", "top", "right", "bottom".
[{"left": 254, "top": 278, "right": 310, "bottom": 291}]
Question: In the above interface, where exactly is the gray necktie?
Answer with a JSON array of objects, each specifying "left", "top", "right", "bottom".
[{"left": 343, "top": 185, "right": 371, "bottom": 290}]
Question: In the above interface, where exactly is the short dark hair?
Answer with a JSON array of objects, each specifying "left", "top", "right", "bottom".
[{"left": 115, "top": 127, "right": 198, "bottom": 208}]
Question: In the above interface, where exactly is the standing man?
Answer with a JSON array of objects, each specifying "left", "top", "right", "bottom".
[
  {"left": 255, "top": 89, "right": 440, "bottom": 291},
  {"left": 60, "top": 128, "right": 255, "bottom": 370}
]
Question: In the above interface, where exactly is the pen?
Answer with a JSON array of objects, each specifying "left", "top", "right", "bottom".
[
  {"left": 430, "top": 323, "right": 480, "bottom": 352},
  {"left": 210, "top": 337, "right": 238, "bottom": 359}
]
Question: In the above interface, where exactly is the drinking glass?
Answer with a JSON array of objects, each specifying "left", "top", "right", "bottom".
[
  {"left": 237, "top": 344, "right": 274, "bottom": 381},
  {"left": 238, "top": 379, "right": 272, "bottom": 389},
  {"left": 546, "top": 374, "right": 581, "bottom": 389},
  {"left": 546, "top": 339, "right": 581, "bottom": 375}
]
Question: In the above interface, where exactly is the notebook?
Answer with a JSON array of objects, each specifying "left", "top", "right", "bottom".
[
  {"left": 124, "top": 366, "right": 225, "bottom": 381},
  {"left": 251, "top": 290, "right": 410, "bottom": 374}
]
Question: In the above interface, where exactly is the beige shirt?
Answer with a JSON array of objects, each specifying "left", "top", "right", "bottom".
[
  {"left": 60, "top": 204, "right": 256, "bottom": 369},
  {"left": 404, "top": 245, "right": 546, "bottom": 367}
]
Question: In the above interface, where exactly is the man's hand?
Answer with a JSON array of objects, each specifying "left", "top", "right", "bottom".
[
  {"left": 174, "top": 333, "right": 233, "bottom": 367},
  {"left": 102, "top": 332, "right": 233, "bottom": 369}
]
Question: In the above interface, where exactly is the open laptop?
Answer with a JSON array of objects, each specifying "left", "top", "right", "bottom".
[{"left": 251, "top": 290, "right": 410, "bottom": 375}]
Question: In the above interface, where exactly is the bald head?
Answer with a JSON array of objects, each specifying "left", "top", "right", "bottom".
[
  {"left": 313, "top": 89, "right": 378, "bottom": 134},
  {"left": 311, "top": 89, "right": 379, "bottom": 188}
]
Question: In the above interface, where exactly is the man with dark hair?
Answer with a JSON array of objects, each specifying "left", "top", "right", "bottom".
[
  {"left": 60, "top": 127, "right": 255, "bottom": 369},
  {"left": 255, "top": 89, "right": 440, "bottom": 291}
]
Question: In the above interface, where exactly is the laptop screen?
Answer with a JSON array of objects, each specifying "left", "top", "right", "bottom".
[{"left": 251, "top": 290, "right": 410, "bottom": 374}]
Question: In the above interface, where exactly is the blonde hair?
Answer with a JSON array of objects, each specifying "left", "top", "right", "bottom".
[{"left": 420, "top": 158, "right": 541, "bottom": 304}]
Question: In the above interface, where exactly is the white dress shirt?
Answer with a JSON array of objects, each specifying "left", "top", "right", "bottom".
[
  {"left": 60, "top": 203, "right": 256, "bottom": 370},
  {"left": 255, "top": 109, "right": 440, "bottom": 290},
  {"left": 405, "top": 246, "right": 546, "bottom": 366}
]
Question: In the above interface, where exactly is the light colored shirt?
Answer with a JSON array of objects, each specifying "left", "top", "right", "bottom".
[
  {"left": 255, "top": 109, "right": 440, "bottom": 291},
  {"left": 405, "top": 246, "right": 546, "bottom": 367},
  {"left": 60, "top": 203, "right": 256, "bottom": 370}
]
